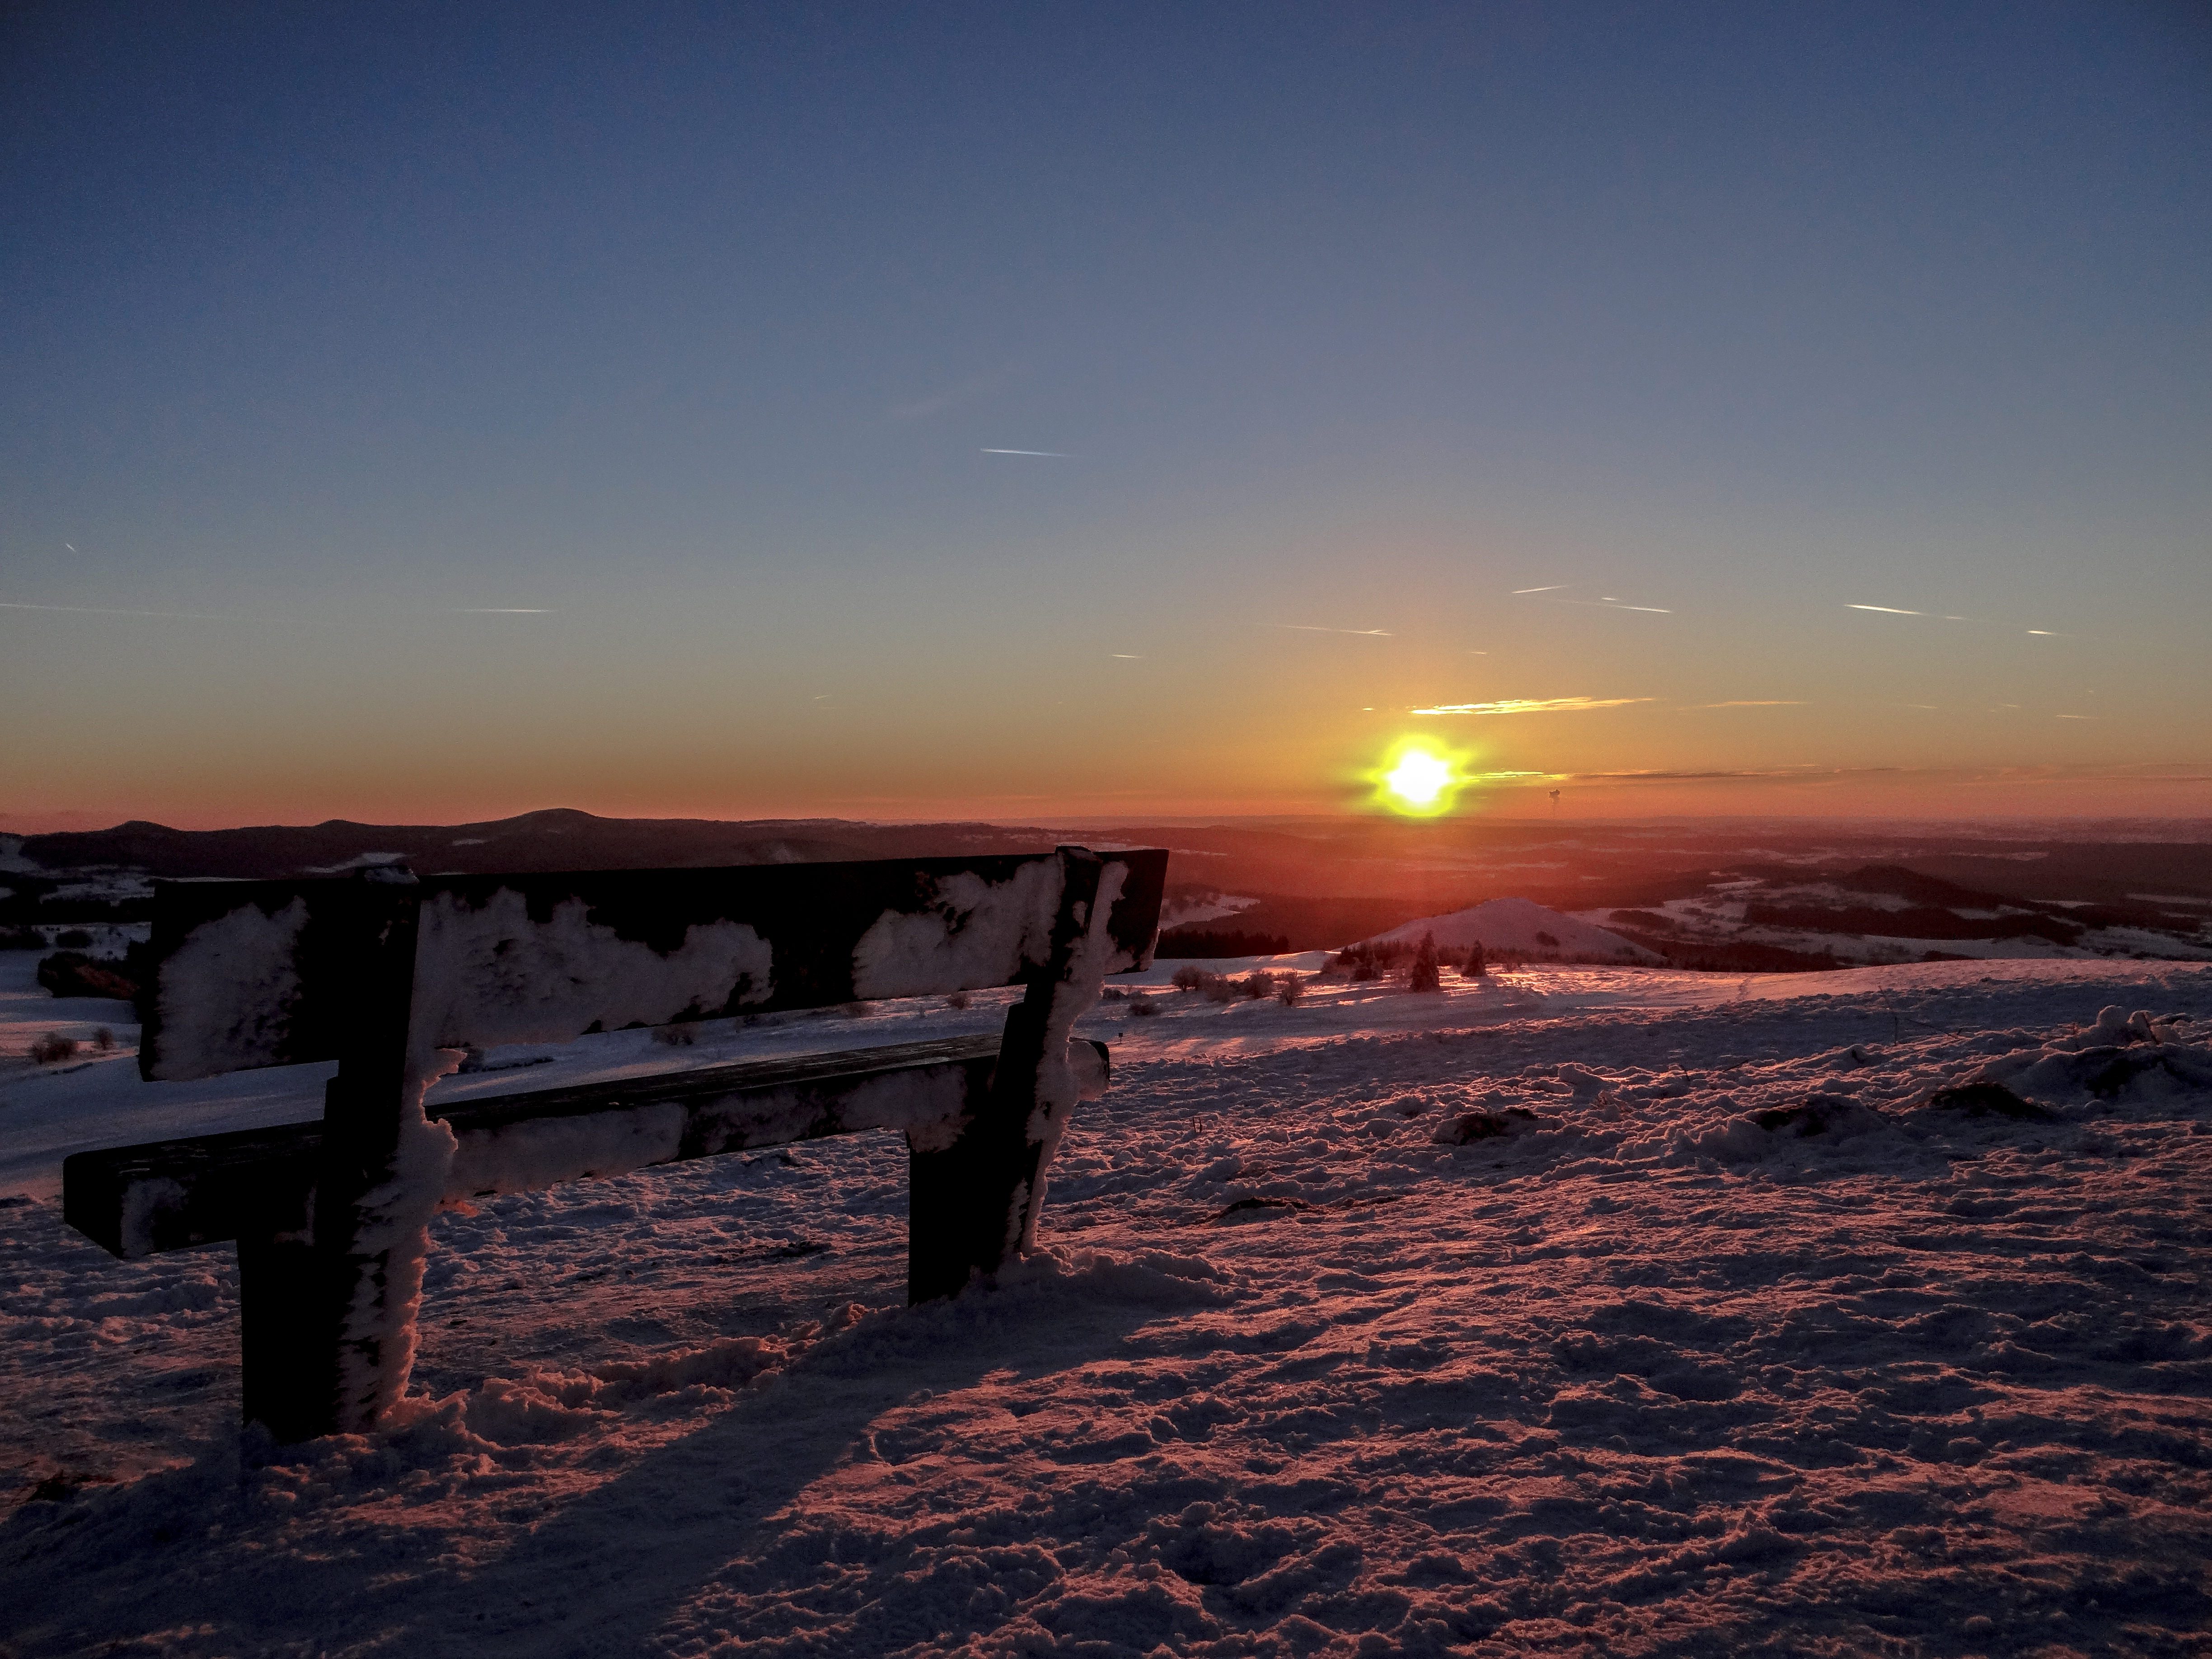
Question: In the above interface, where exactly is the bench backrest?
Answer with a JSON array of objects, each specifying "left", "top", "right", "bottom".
[{"left": 140, "top": 848, "right": 1169, "bottom": 1082}]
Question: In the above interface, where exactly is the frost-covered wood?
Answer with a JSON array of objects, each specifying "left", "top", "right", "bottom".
[
  {"left": 68, "top": 844, "right": 1167, "bottom": 1443},
  {"left": 64, "top": 1034, "right": 1120, "bottom": 1259},
  {"left": 138, "top": 852, "right": 1168, "bottom": 1082}
]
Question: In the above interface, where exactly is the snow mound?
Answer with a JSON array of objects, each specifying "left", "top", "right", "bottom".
[
  {"left": 1366, "top": 895, "right": 1662, "bottom": 962},
  {"left": 1968, "top": 1003, "right": 2212, "bottom": 1108}
]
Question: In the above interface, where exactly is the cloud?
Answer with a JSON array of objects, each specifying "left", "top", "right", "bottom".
[
  {"left": 1534, "top": 596, "right": 1673, "bottom": 614},
  {"left": 889, "top": 365, "right": 1022, "bottom": 420},
  {"left": 1409, "top": 696, "right": 1652, "bottom": 716},
  {"left": 2, "top": 600, "right": 244, "bottom": 621},
  {"left": 1848, "top": 604, "right": 1922, "bottom": 615},
  {"left": 1685, "top": 699, "right": 1805, "bottom": 708},
  {"left": 980, "top": 448, "right": 1073, "bottom": 458},
  {"left": 1511, "top": 585, "right": 1568, "bottom": 595},
  {"left": 1110, "top": 653, "right": 1143, "bottom": 659},
  {"left": 1268, "top": 623, "right": 1393, "bottom": 637},
  {"left": 4, "top": 600, "right": 552, "bottom": 623}
]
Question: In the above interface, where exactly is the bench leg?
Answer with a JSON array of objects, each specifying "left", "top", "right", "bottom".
[
  {"left": 906, "top": 1111, "right": 1039, "bottom": 1303},
  {"left": 236, "top": 1230, "right": 347, "bottom": 1443},
  {"left": 907, "top": 848, "right": 1113, "bottom": 1303}
]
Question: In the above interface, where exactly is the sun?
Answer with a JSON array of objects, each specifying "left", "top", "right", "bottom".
[
  {"left": 1384, "top": 749, "right": 1453, "bottom": 810},
  {"left": 1366, "top": 737, "right": 1472, "bottom": 817}
]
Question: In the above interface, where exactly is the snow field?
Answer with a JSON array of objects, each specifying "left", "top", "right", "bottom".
[{"left": 2, "top": 962, "right": 2210, "bottom": 1656}]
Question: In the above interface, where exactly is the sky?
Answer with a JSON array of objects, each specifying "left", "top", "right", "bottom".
[{"left": 3, "top": 2, "right": 2208, "bottom": 830}]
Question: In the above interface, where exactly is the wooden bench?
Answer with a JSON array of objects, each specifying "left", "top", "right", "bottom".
[{"left": 63, "top": 844, "right": 1167, "bottom": 1442}]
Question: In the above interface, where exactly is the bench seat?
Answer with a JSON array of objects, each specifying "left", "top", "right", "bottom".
[{"left": 65, "top": 1032, "right": 1109, "bottom": 1259}]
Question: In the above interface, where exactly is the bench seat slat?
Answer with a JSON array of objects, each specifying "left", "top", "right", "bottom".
[{"left": 66, "top": 1033, "right": 1114, "bottom": 1261}]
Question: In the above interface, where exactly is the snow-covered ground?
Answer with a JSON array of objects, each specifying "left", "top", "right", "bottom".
[
  {"left": 5, "top": 950, "right": 2211, "bottom": 1656},
  {"left": 1365, "top": 897, "right": 1661, "bottom": 964}
]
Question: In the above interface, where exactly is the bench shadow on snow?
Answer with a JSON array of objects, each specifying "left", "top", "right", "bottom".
[{"left": 2, "top": 1259, "right": 1204, "bottom": 1658}]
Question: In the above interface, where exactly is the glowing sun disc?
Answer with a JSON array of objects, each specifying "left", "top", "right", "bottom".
[{"left": 1384, "top": 750, "right": 1453, "bottom": 809}]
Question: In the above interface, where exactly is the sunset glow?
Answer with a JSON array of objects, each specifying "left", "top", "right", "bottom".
[
  {"left": 0, "top": 6, "right": 2204, "bottom": 834},
  {"left": 1370, "top": 739, "right": 1470, "bottom": 818}
]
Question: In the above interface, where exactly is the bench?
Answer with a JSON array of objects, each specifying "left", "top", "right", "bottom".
[{"left": 62, "top": 844, "right": 1168, "bottom": 1442}]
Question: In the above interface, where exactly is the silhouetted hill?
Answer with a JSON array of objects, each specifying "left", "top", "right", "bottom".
[{"left": 18, "top": 808, "right": 1064, "bottom": 881}]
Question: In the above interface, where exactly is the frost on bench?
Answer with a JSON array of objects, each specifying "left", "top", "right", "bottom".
[{"left": 98, "top": 845, "right": 1167, "bottom": 1442}]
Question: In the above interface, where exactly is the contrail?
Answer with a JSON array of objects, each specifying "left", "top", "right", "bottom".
[
  {"left": 1849, "top": 604, "right": 1921, "bottom": 615},
  {"left": 1512, "top": 585, "right": 1568, "bottom": 595},
  {"left": 981, "top": 448, "right": 1072, "bottom": 457},
  {"left": 445, "top": 608, "right": 555, "bottom": 614},
  {"left": 1268, "top": 623, "right": 1392, "bottom": 636},
  {"left": 1, "top": 600, "right": 243, "bottom": 621}
]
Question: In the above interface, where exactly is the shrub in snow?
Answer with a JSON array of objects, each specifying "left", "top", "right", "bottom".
[
  {"left": 92, "top": 1026, "right": 114, "bottom": 1052},
  {"left": 1128, "top": 995, "right": 1161, "bottom": 1016},
  {"left": 1098, "top": 985, "right": 1126, "bottom": 1001},
  {"left": 1171, "top": 965, "right": 1239, "bottom": 1001},
  {"left": 29, "top": 1032, "right": 78, "bottom": 1065},
  {"left": 1407, "top": 932, "right": 1441, "bottom": 993},
  {"left": 1750, "top": 1095, "right": 1893, "bottom": 1139},
  {"left": 651, "top": 1022, "right": 699, "bottom": 1046},
  {"left": 1241, "top": 971, "right": 1275, "bottom": 1000},
  {"left": 1920, "top": 1082, "right": 2050, "bottom": 1122},
  {"left": 1331, "top": 941, "right": 1410, "bottom": 981},
  {"left": 1276, "top": 975, "right": 1305, "bottom": 1007},
  {"left": 1534, "top": 930, "right": 1560, "bottom": 948},
  {"left": 1432, "top": 1106, "right": 1538, "bottom": 1144},
  {"left": 945, "top": 989, "right": 971, "bottom": 1010}
]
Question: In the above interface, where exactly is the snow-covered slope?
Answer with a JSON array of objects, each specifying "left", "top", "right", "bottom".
[
  {"left": 1366, "top": 894, "right": 1663, "bottom": 962},
  {"left": 4, "top": 957, "right": 2210, "bottom": 1657}
]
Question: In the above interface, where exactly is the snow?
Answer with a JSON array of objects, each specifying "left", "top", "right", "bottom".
[
  {"left": 4, "top": 949, "right": 2211, "bottom": 1655},
  {"left": 145, "top": 897, "right": 310, "bottom": 1080},
  {"left": 1368, "top": 897, "right": 1661, "bottom": 963},
  {"left": 409, "top": 888, "right": 775, "bottom": 1060},
  {"left": 333, "top": 1046, "right": 462, "bottom": 1428},
  {"left": 851, "top": 862, "right": 1061, "bottom": 1000}
]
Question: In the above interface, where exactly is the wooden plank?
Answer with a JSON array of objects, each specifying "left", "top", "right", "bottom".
[
  {"left": 63, "top": 1033, "right": 1034, "bottom": 1258},
  {"left": 63, "top": 1120, "right": 319, "bottom": 1259},
  {"left": 141, "top": 848, "right": 1167, "bottom": 1081},
  {"left": 908, "top": 848, "right": 1110, "bottom": 1303}
]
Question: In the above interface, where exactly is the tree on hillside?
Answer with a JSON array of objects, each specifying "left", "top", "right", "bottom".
[
  {"left": 1409, "top": 931, "right": 1441, "bottom": 993},
  {"left": 1464, "top": 941, "right": 1487, "bottom": 978}
]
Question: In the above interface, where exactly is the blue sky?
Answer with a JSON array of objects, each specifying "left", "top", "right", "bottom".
[{"left": 4, "top": 2, "right": 2207, "bottom": 826}]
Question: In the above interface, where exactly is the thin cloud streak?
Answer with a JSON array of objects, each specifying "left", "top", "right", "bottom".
[
  {"left": 980, "top": 448, "right": 1072, "bottom": 457},
  {"left": 2, "top": 600, "right": 246, "bottom": 621},
  {"left": 5, "top": 600, "right": 551, "bottom": 623},
  {"left": 889, "top": 364, "right": 1022, "bottom": 420},
  {"left": 1268, "top": 623, "right": 1393, "bottom": 636},
  {"left": 1410, "top": 696, "right": 1653, "bottom": 716},
  {"left": 1535, "top": 597, "right": 1673, "bottom": 614},
  {"left": 1687, "top": 700, "right": 1806, "bottom": 708},
  {"left": 1511, "top": 585, "right": 1569, "bottom": 595}
]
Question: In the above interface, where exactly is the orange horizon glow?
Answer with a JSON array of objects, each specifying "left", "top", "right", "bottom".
[{"left": 5, "top": 763, "right": 2208, "bottom": 837}]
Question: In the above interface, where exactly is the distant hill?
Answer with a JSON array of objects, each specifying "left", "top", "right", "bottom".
[
  {"left": 1364, "top": 897, "right": 1662, "bottom": 963},
  {"left": 14, "top": 808, "right": 1066, "bottom": 883}
]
